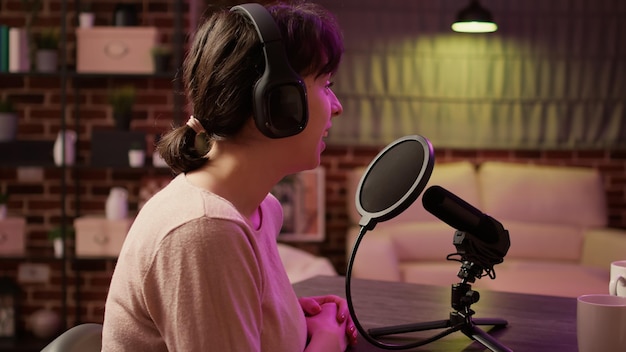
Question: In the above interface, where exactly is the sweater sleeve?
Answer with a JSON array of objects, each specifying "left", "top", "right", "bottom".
[{"left": 142, "top": 217, "right": 264, "bottom": 351}]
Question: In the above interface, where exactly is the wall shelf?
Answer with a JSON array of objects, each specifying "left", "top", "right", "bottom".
[
  {"left": 0, "top": 0, "right": 185, "bottom": 339},
  {"left": 0, "top": 141, "right": 55, "bottom": 167}
]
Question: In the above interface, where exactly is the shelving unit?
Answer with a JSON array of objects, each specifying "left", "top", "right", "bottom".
[{"left": 0, "top": 0, "right": 185, "bottom": 348}]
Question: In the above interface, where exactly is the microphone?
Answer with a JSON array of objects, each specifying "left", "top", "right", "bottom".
[{"left": 422, "top": 185, "right": 500, "bottom": 244}]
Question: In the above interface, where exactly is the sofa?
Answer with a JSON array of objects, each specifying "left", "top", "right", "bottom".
[
  {"left": 346, "top": 161, "right": 626, "bottom": 298},
  {"left": 278, "top": 243, "right": 337, "bottom": 283}
]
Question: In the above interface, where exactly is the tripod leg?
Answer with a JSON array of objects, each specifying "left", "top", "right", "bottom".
[
  {"left": 462, "top": 324, "right": 513, "bottom": 352},
  {"left": 473, "top": 317, "right": 508, "bottom": 328},
  {"left": 368, "top": 319, "right": 453, "bottom": 337}
]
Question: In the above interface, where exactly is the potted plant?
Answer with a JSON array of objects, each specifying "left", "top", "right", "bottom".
[
  {"left": 20, "top": 0, "right": 43, "bottom": 71},
  {"left": 151, "top": 45, "right": 173, "bottom": 73},
  {"left": 108, "top": 85, "right": 136, "bottom": 130},
  {"left": 35, "top": 27, "right": 59, "bottom": 72},
  {"left": 0, "top": 192, "right": 9, "bottom": 219},
  {"left": 48, "top": 225, "right": 75, "bottom": 258},
  {"left": 0, "top": 99, "right": 18, "bottom": 141}
]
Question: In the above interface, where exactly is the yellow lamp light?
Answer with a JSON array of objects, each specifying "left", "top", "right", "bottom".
[{"left": 452, "top": 0, "right": 498, "bottom": 33}]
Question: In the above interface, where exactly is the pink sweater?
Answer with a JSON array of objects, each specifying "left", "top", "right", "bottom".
[{"left": 101, "top": 174, "right": 307, "bottom": 351}]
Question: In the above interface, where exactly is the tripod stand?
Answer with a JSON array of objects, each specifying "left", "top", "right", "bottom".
[{"left": 368, "top": 261, "right": 513, "bottom": 352}]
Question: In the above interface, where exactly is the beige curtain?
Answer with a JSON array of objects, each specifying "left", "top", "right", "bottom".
[{"left": 318, "top": 0, "right": 626, "bottom": 149}]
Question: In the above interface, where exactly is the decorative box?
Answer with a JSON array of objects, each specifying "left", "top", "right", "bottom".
[
  {"left": 0, "top": 217, "right": 26, "bottom": 256},
  {"left": 74, "top": 216, "right": 133, "bottom": 257},
  {"left": 76, "top": 27, "right": 158, "bottom": 73}
]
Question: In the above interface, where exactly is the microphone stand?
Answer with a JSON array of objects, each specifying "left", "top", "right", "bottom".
[{"left": 367, "top": 260, "right": 512, "bottom": 352}]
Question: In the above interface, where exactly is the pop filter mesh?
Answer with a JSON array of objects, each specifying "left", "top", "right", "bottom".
[{"left": 359, "top": 140, "right": 425, "bottom": 214}]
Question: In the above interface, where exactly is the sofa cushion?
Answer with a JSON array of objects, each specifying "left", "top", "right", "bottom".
[
  {"left": 346, "top": 227, "right": 402, "bottom": 282},
  {"left": 477, "top": 260, "right": 609, "bottom": 298},
  {"left": 479, "top": 162, "right": 607, "bottom": 227},
  {"left": 501, "top": 220, "right": 584, "bottom": 261},
  {"left": 386, "top": 222, "right": 458, "bottom": 261},
  {"left": 277, "top": 243, "right": 337, "bottom": 283}
]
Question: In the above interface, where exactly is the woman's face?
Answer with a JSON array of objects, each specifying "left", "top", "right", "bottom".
[{"left": 290, "top": 73, "right": 343, "bottom": 171}]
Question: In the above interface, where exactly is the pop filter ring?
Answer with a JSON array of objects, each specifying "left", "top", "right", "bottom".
[
  {"left": 346, "top": 135, "right": 439, "bottom": 349},
  {"left": 354, "top": 135, "right": 435, "bottom": 231}
]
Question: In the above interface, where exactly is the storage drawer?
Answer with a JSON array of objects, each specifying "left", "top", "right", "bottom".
[
  {"left": 74, "top": 216, "right": 133, "bottom": 257},
  {"left": 76, "top": 27, "right": 158, "bottom": 73},
  {"left": 0, "top": 217, "right": 26, "bottom": 256}
]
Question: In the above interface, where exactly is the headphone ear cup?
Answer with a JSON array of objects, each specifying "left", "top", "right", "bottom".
[{"left": 253, "top": 76, "right": 308, "bottom": 138}]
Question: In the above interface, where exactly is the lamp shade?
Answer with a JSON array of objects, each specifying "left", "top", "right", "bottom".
[{"left": 452, "top": 0, "right": 498, "bottom": 33}]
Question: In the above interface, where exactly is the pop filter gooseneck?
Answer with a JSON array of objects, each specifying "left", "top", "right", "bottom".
[{"left": 346, "top": 135, "right": 437, "bottom": 350}]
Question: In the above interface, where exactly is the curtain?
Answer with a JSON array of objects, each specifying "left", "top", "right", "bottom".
[{"left": 317, "top": 0, "right": 626, "bottom": 149}]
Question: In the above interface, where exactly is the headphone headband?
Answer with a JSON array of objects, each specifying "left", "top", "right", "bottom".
[{"left": 231, "top": 3, "right": 308, "bottom": 139}]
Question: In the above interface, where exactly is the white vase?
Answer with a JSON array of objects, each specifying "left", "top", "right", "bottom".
[
  {"left": 106, "top": 187, "right": 128, "bottom": 220},
  {"left": 128, "top": 149, "right": 145, "bottom": 167},
  {"left": 79, "top": 12, "right": 95, "bottom": 28},
  {"left": 53, "top": 130, "right": 77, "bottom": 166},
  {"left": 53, "top": 238, "right": 63, "bottom": 258},
  {"left": 0, "top": 112, "right": 18, "bottom": 142},
  {"left": 36, "top": 50, "right": 58, "bottom": 73},
  {"left": 29, "top": 309, "right": 61, "bottom": 339}
]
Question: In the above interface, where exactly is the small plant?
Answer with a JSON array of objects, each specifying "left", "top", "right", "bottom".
[
  {"left": 151, "top": 44, "right": 172, "bottom": 56},
  {"left": 0, "top": 99, "right": 18, "bottom": 141},
  {"left": 0, "top": 99, "right": 15, "bottom": 113},
  {"left": 79, "top": 1, "right": 93, "bottom": 13},
  {"left": 48, "top": 225, "right": 75, "bottom": 241},
  {"left": 108, "top": 85, "right": 136, "bottom": 115},
  {"left": 36, "top": 27, "right": 59, "bottom": 50},
  {"left": 0, "top": 192, "right": 9, "bottom": 204}
]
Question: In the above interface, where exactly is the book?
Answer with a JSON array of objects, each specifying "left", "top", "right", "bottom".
[
  {"left": 8, "top": 27, "right": 30, "bottom": 72},
  {"left": 0, "top": 26, "right": 9, "bottom": 72}
]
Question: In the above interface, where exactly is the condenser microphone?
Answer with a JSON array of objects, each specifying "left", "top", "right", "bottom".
[{"left": 422, "top": 185, "right": 500, "bottom": 244}]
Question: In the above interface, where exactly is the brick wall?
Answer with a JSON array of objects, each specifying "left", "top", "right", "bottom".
[
  {"left": 4, "top": 145, "right": 626, "bottom": 328},
  {"left": 2, "top": 0, "right": 626, "bottom": 336}
]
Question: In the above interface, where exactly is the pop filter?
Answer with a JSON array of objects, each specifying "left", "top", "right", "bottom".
[
  {"left": 347, "top": 135, "right": 438, "bottom": 350},
  {"left": 347, "top": 136, "right": 511, "bottom": 351},
  {"left": 355, "top": 135, "right": 435, "bottom": 231}
]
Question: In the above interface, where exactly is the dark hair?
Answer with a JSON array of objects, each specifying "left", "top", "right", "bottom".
[{"left": 157, "top": 2, "right": 344, "bottom": 174}]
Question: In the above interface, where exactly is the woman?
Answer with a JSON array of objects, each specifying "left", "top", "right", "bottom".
[{"left": 101, "top": 2, "right": 356, "bottom": 351}]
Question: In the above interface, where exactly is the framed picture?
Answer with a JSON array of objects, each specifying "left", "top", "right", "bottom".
[{"left": 271, "top": 167, "right": 325, "bottom": 242}]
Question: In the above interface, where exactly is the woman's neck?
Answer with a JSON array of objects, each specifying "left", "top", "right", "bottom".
[{"left": 186, "top": 138, "right": 284, "bottom": 221}]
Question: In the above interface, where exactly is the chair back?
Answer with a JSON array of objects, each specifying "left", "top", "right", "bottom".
[{"left": 40, "top": 323, "right": 103, "bottom": 352}]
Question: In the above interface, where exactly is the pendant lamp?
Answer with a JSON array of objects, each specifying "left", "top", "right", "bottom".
[{"left": 452, "top": 0, "right": 498, "bottom": 33}]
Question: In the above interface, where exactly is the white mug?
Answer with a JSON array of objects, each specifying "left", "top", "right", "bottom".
[
  {"left": 105, "top": 187, "right": 128, "bottom": 220},
  {"left": 609, "top": 260, "right": 626, "bottom": 297},
  {"left": 577, "top": 294, "right": 626, "bottom": 352}
]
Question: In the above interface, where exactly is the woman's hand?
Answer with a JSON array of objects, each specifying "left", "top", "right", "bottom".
[
  {"left": 305, "top": 303, "right": 349, "bottom": 351},
  {"left": 299, "top": 295, "right": 358, "bottom": 346}
]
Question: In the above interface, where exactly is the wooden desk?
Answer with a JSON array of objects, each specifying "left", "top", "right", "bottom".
[{"left": 293, "top": 276, "right": 577, "bottom": 352}]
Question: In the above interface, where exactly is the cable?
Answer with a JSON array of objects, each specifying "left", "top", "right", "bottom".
[{"left": 345, "top": 226, "right": 463, "bottom": 350}]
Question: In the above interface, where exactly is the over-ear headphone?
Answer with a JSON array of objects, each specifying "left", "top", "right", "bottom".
[{"left": 230, "top": 3, "right": 308, "bottom": 139}]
